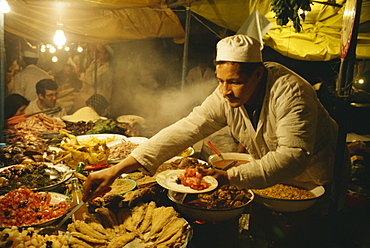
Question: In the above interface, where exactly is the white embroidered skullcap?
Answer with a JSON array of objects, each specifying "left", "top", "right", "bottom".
[
  {"left": 23, "top": 50, "right": 38, "bottom": 58},
  {"left": 216, "top": 34, "right": 262, "bottom": 63}
]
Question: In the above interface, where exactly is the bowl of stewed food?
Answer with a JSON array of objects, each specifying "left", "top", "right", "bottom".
[{"left": 252, "top": 184, "right": 325, "bottom": 212}]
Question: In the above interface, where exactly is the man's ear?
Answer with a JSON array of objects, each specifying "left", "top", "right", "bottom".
[{"left": 253, "top": 67, "right": 265, "bottom": 81}]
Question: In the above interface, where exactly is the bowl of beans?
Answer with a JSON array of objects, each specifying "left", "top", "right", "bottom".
[{"left": 252, "top": 184, "right": 325, "bottom": 212}]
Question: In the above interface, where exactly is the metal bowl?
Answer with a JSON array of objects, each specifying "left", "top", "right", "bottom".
[
  {"left": 167, "top": 189, "right": 254, "bottom": 222},
  {"left": 208, "top": 152, "right": 253, "bottom": 170},
  {"left": 253, "top": 185, "right": 325, "bottom": 212}
]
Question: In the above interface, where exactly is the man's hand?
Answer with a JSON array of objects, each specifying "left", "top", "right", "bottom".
[
  {"left": 82, "top": 167, "right": 117, "bottom": 201},
  {"left": 197, "top": 167, "right": 230, "bottom": 186}
]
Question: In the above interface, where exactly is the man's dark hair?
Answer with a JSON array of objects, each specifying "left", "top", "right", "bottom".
[
  {"left": 214, "top": 61, "right": 264, "bottom": 77},
  {"left": 36, "top": 79, "right": 58, "bottom": 96},
  {"left": 86, "top": 94, "right": 109, "bottom": 116},
  {"left": 4, "top": 93, "right": 30, "bottom": 119}
]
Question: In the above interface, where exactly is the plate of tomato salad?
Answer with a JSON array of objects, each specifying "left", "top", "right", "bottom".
[
  {"left": 0, "top": 188, "right": 70, "bottom": 229},
  {"left": 156, "top": 168, "right": 218, "bottom": 194}
]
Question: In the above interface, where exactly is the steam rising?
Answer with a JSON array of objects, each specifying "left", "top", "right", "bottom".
[{"left": 109, "top": 39, "right": 217, "bottom": 133}]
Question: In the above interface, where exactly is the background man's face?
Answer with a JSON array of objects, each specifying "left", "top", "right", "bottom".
[{"left": 39, "top": 89, "right": 58, "bottom": 108}]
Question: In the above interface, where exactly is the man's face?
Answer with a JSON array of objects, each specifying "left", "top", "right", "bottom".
[
  {"left": 216, "top": 62, "right": 262, "bottom": 108},
  {"left": 39, "top": 89, "right": 58, "bottom": 108}
]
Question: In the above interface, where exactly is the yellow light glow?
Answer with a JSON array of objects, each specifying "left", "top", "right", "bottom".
[
  {"left": 53, "top": 29, "right": 66, "bottom": 46},
  {"left": 77, "top": 46, "right": 83, "bottom": 53},
  {"left": 40, "top": 45, "right": 46, "bottom": 53},
  {"left": 64, "top": 46, "right": 70, "bottom": 52},
  {"left": 0, "top": 0, "right": 10, "bottom": 13},
  {"left": 49, "top": 46, "right": 56, "bottom": 53},
  {"left": 358, "top": 79, "right": 365, "bottom": 84},
  {"left": 52, "top": 56, "right": 58, "bottom": 63}
]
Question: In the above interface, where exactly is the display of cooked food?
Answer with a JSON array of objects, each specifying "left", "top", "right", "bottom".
[
  {"left": 108, "top": 141, "right": 139, "bottom": 161},
  {"left": 176, "top": 168, "right": 211, "bottom": 191},
  {"left": 186, "top": 185, "right": 253, "bottom": 209},
  {"left": 12, "top": 113, "right": 66, "bottom": 133},
  {"left": 156, "top": 157, "right": 211, "bottom": 174},
  {"left": 67, "top": 202, "right": 190, "bottom": 248},
  {"left": 64, "top": 121, "right": 95, "bottom": 135},
  {"left": 253, "top": 184, "right": 316, "bottom": 200},
  {"left": 64, "top": 106, "right": 101, "bottom": 123},
  {"left": 0, "top": 163, "right": 65, "bottom": 192},
  {"left": 109, "top": 179, "right": 136, "bottom": 195},
  {"left": 0, "top": 140, "right": 57, "bottom": 166},
  {"left": 0, "top": 188, "right": 70, "bottom": 227},
  {"left": 54, "top": 131, "right": 110, "bottom": 169},
  {"left": 0, "top": 226, "right": 69, "bottom": 248}
]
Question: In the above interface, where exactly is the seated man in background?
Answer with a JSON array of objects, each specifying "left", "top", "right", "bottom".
[
  {"left": 25, "top": 79, "right": 66, "bottom": 118},
  {"left": 85, "top": 94, "right": 109, "bottom": 116}
]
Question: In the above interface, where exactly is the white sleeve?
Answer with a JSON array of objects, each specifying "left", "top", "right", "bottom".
[{"left": 131, "top": 88, "right": 227, "bottom": 175}]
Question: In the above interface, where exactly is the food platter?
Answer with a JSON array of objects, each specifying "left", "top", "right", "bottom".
[
  {"left": 106, "top": 136, "right": 148, "bottom": 147},
  {"left": 76, "top": 133, "right": 128, "bottom": 143},
  {"left": 0, "top": 163, "right": 73, "bottom": 194},
  {"left": 156, "top": 169, "right": 218, "bottom": 194},
  {"left": 107, "top": 137, "right": 147, "bottom": 164},
  {"left": 61, "top": 115, "right": 107, "bottom": 123},
  {"left": 0, "top": 191, "right": 70, "bottom": 230}
]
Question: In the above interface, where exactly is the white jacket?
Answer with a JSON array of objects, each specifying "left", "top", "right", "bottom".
[
  {"left": 132, "top": 62, "right": 340, "bottom": 190},
  {"left": 13, "top": 64, "right": 51, "bottom": 101}
]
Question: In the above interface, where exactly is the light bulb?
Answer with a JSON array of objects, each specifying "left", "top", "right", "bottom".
[
  {"left": 52, "top": 56, "right": 58, "bottom": 63},
  {"left": 64, "top": 46, "right": 70, "bottom": 52},
  {"left": 49, "top": 46, "right": 56, "bottom": 53},
  {"left": 0, "top": 0, "right": 10, "bottom": 13},
  {"left": 40, "top": 45, "right": 46, "bottom": 53},
  {"left": 53, "top": 29, "right": 66, "bottom": 46},
  {"left": 77, "top": 46, "right": 83, "bottom": 53}
]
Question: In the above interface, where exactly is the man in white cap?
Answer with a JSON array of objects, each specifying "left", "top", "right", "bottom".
[
  {"left": 13, "top": 50, "right": 51, "bottom": 101},
  {"left": 82, "top": 35, "right": 350, "bottom": 213}
]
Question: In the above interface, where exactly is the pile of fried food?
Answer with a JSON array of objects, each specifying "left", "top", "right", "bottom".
[
  {"left": 186, "top": 185, "right": 253, "bottom": 209},
  {"left": 10, "top": 113, "right": 66, "bottom": 132},
  {"left": 252, "top": 184, "right": 316, "bottom": 200},
  {"left": 67, "top": 202, "right": 191, "bottom": 248},
  {"left": 53, "top": 131, "right": 110, "bottom": 169}
]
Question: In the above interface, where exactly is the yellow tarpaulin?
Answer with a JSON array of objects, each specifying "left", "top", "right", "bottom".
[
  {"left": 5, "top": 0, "right": 185, "bottom": 44},
  {"left": 190, "top": 0, "right": 370, "bottom": 61}
]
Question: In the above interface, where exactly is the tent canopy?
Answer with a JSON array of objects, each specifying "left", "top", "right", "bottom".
[
  {"left": 5, "top": 0, "right": 185, "bottom": 44},
  {"left": 189, "top": 0, "right": 370, "bottom": 61},
  {"left": 4, "top": 0, "right": 370, "bottom": 61}
]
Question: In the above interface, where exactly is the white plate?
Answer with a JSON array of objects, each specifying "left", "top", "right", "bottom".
[
  {"left": 156, "top": 169, "right": 218, "bottom": 194},
  {"left": 107, "top": 137, "right": 148, "bottom": 147},
  {"left": 127, "top": 136, "right": 149, "bottom": 144},
  {"left": 76, "top": 134, "right": 128, "bottom": 143}
]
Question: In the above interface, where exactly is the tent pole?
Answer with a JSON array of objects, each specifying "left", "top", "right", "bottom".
[
  {"left": 0, "top": 13, "right": 5, "bottom": 142},
  {"left": 181, "top": 3, "right": 191, "bottom": 90}
]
